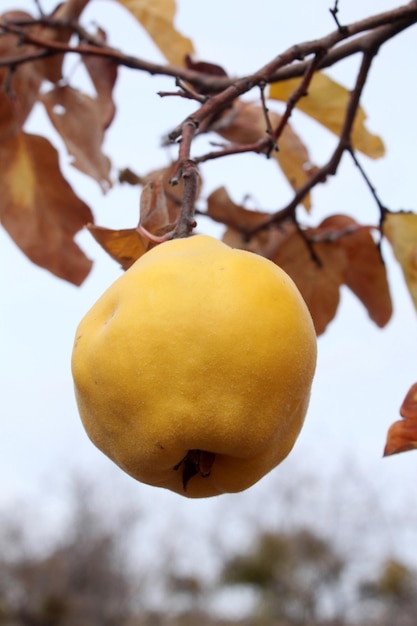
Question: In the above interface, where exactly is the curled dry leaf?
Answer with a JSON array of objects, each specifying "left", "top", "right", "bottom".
[
  {"left": 215, "top": 101, "right": 318, "bottom": 210},
  {"left": 142, "top": 163, "right": 187, "bottom": 223},
  {"left": 384, "top": 383, "right": 417, "bottom": 456},
  {"left": 0, "top": 129, "right": 93, "bottom": 285},
  {"left": 89, "top": 174, "right": 182, "bottom": 269},
  {"left": 115, "top": 0, "right": 194, "bottom": 67},
  {"left": 269, "top": 72, "right": 385, "bottom": 159},
  {"left": 39, "top": 85, "right": 112, "bottom": 192},
  {"left": 140, "top": 176, "right": 176, "bottom": 235},
  {"left": 317, "top": 215, "right": 392, "bottom": 327},
  {"left": 383, "top": 210, "right": 417, "bottom": 312}
]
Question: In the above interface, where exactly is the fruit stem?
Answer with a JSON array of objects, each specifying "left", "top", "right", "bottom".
[
  {"left": 169, "top": 119, "right": 200, "bottom": 238},
  {"left": 171, "top": 159, "right": 199, "bottom": 238}
]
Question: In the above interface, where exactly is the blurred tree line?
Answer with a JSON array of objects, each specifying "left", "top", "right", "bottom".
[{"left": 0, "top": 475, "right": 416, "bottom": 626}]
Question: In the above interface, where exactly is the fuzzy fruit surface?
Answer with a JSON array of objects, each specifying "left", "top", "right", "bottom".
[{"left": 71, "top": 235, "right": 317, "bottom": 498}]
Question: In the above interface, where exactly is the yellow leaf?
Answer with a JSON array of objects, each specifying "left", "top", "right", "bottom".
[
  {"left": 269, "top": 72, "right": 385, "bottom": 159},
  {"left": 275, "top": 121, "right": 319, "bottom": 211},
  {"left": 383, "top": 211, "right": 417, "bottom": 311},
  {"left": 114, "top": 0, "right": 194, "bottom": 67}
]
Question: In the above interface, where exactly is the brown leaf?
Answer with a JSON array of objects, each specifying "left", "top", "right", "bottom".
[
  {"left": 216, "top": 101, "right": 317, "bottom": 210},
  {"left": 317, "top": 215, "right": 392, "bottom": 327},
  {"left": 0, "top": 95, "right": 19, "bottom": 143},
  {"left": 140, "top": 177, "right": 178, "bottom": 236},
  {"left": 89, "top": 177, "right": 180, "bottom": 269},
  {"left": 0, "top": 12, "right": 43, "bottom": 126},
  {"left": 207, "top": 186, "right": 269, "bottom": 231},
  {"left": 0, "top": 4, "right": 92, "bottom": 144},
  {"left": 119, "top": 167, "right": 143, "bottom": 185},
  {"left": 184, "top": 54, "right": 228, "bottom": 94},
  {"left": 208, "top": 186, "right": 297, "bottom": 260},
  {"left": 223, "top": 224, "right": 296, "bottom": 261},
  {"left": 82, "top": 27, "right": 118, "bottom": 129},
  {"left": 34, "top": 0, "right": 90, "bottom": 83},
  {"left": 39, "top": 85, "right": 112, "bottom": 191},
  {"left": 184, "top": 54, "right": 227, "bottom": 78},
  {"left": 143, "top": 163, "right": 194, "bottom": 223},
  {"left": 273, "top": 229, "right": 347, "bottom": 335},
  {"left": 0, "top": 131, "right": 93, "bottom": 285},
  {"left": 383, "top": 211, "right": 417, "bottom": 312},
  {"left": 384, "top": 383, "right": 417, "bottom": 456},
  {"left": 88, "top": 225, "right": 146, "bottom": 270}
]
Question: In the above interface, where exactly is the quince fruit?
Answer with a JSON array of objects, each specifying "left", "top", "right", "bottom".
[{"left": 71, "top": 235, "right": 317, "bottom": 498}]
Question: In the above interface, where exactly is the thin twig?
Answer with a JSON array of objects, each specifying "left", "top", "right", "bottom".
[
  {"left": 329, "top": 0, "right": 348, "bottom": 34},
  {"left": 168, "top": 120, "right": 200, "bottom": 238},
  {"left": 348, "top": 147, "right": 389, "bottom": 250},
  {"left": 272, "top": 51, "right": 325, "bottom": 144},
  {"left": 249, "top": 47, "right": 379, "bottom": 235},
  {"left": 259, "top": 81, "right": 277, "bottom": 157}
]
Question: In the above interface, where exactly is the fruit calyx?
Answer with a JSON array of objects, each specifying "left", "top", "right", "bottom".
[{"left": 173, "top": 449, "right": 216, "bottom": 491}]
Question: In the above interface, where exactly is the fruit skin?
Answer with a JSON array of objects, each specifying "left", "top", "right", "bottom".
[{"left": 71, "top": 235, "right": 317, "bottom": 498}]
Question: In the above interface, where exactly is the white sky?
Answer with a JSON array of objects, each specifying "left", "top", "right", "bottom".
[{"left": 1, "top": 0, "right": 417, "bottom": 585}]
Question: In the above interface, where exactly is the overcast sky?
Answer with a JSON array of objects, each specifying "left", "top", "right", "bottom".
[{"left": 1, "top": 0, "right": 417, "bottom": 574}]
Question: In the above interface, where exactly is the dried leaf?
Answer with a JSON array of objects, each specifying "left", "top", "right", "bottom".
[
  {"left": 383, "top": 211, "right": 417, "bottom": 311},
  {"left": 0, "top": 3, "right": 94, "bottom": 145},
  {"left": 39, "top": 85, "right": 112, "bottom": 192},
  {"left": 216, "top": 101, "right": 317, "bottom": 210},
  {"left": 119, "top": 167, "right": 143, "bottom": 186},
  {"left": 269, "top": 72, "right": 385, "bottom": 159},
  {"left": 0, "top": 12, "right": 43, "bottom": 126},
  {"left": 0, "top": 96, "right": 19, "bottom": 143},
  {"left": 82, "top": 27, "right": 118, "bottom": 129},
  {"left": 184, "top": 55, "right": 227, "bottom": 78},
  {"left": 142, "top": 163, "right": 197, "bottom": 223},
  {"left": 140, "top": 177, "right": 175, "bottom": 235},
  {"left": 89, "top": 177, "right": 180, "bottom": 268},
  {"left": 184, "top": 54, "right": 228, "bottom": 94},
  {"left": 208, "top": 186, "right": 294, "bottom": 259},
  {"left": 384, "top": 383, "right": 417, "bottom": 456},
  {"left": 0, "top": 131, "right": 93, "bottom": 285},
  {"left": 115, "top": 0, "right": 194, "bottom": 66},
  {"left": 318, "top": 215, "right": 392, "bottom": 327},
  {"left": 273, "top": 229, "right": 347, "bottom": 335},
  {"left": 207, "top": 187, "right": 269, "bottom": 231},
  {"left": 34, "top": 0, "right": 90, "bottom": 83},
  {"left": 88, "top": 225, "right": 146, "bottom": 270},
  {"left": 223, "top": 223, "right": 296, "bottom": 261}
]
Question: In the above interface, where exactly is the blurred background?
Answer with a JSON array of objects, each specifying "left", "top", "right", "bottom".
[{"left": 1, "top": 1, "right": 417, "bottom": 624}]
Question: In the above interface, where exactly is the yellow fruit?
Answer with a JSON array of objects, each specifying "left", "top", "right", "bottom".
[{"left": 71, "top": 235, "right": 317, "bottom": 498}]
